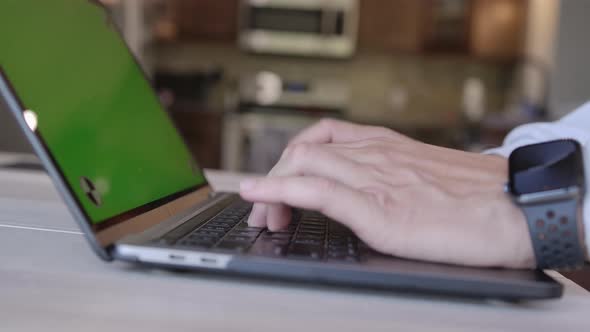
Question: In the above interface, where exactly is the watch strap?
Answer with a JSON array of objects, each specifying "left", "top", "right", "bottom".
[{"left": 522, "top": 198, "right": 586, "bottom": 269}]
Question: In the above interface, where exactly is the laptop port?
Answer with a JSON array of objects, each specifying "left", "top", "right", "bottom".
[
  {"left": 200, "top": 257, "right": 217, "bottom": 264},
  {"left": 168, "top": 254, "right": 185, "bottom": 261}
]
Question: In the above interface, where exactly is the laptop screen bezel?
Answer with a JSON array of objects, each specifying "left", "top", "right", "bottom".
[{"left": 0, "top": 2, "right": 211, "bottom": 258}]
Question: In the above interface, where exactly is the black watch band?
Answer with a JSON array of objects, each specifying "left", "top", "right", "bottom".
[
  {"left": 509, "top": 139, "right": 587, "bottom": 270},
  {"left": 521, "top": 197, "right": 586, "bottom": 269}
]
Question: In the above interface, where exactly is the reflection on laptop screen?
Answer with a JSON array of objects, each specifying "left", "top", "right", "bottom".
[{"left": 0, "top": 0, "right": 206, "bottom": 227}]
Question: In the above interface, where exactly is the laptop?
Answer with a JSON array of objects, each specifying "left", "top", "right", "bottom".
[{"left": 0, "top": 0, "right": 562, "bottom": 300}]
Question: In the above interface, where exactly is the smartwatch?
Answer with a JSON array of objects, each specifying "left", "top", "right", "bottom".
[{"left": 508, "top": 139, "right": 587, "bottom": 269}]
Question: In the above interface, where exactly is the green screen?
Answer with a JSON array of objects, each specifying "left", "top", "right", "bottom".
[{"left": 0, "top": 0, "right": 206, "bottom": 224}]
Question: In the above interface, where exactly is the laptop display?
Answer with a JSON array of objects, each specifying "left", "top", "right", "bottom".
[{"left": 0, "top": 0, "right": 206, "bottom": 229}]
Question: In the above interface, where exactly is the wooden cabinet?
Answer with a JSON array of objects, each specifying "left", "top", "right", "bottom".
[
  {"left": 168, "top": 0, "right": 238, "bottom": 42},
  {"left": 470, "top": 0, "right": 527, "bottom": 59},
  {"left": 169, "top": 110, "right": 223, "bottom": 169},
  {"left": 358, "top": 0, "right": 527, "bottom": 59},
  {"left": 422, "top": 0, "right": 472, "bottom": 53},
  {"left": 358, "top": 0, "right": 428, "bottom": 52}
]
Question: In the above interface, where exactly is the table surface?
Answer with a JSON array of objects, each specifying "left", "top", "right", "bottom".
[{"left": 1, "top": 154, "right": 589, "bottom": 332}]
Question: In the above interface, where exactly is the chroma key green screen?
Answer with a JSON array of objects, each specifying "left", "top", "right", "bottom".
[{"left": 0, "top": 0, "right": 206, "bottom": 225}]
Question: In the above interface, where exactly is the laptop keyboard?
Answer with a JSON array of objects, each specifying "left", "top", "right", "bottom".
[{"left": 170, "top": 200, "right": 366, "bottom": 263}]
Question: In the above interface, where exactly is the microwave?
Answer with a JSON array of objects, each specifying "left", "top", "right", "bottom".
[{"left": 238, "top": 0, "right": 359, "bottom": 58}]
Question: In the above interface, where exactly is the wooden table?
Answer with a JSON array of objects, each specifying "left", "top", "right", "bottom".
[{"left": 1, "top": 160, "right": 589, "bottom": 331}]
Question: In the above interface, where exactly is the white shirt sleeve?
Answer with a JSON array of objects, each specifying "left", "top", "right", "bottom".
[{"left": 485, "top": 102, "right": 590, "bottom": 259}]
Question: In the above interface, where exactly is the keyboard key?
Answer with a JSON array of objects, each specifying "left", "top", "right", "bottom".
[
  {"left": 250, "top": 240, "right": 288, "bottom": 257},
  {"left": 224, "top": 235, "right": 256, "bottom": 243},
  {"left": 297, "top": 228, "right": 325, "bottom": 235},
  {"left": 296, "top": 233, "right": 324, "bottom": 240},
  {"left": 210, "top": 220, "right": 237, "bottom": 227},
  {"left": 327, "top": 251, "right": 359, "bottom": 262},
  {"left": 216, "top": 241, "right": 251, "bottom": 252},
  {"left": 262, "top": 231, "right": 293, "bottom": 239},
  {"left": 194, "top": 230, "right": 225, "bottom": 237},
  {"left": 288, "top": 244, "right": 323, "bottom": 260},
  {"left": 294, "top": 238, "right": 323, "bottom": 246},
  {"left": 228, "top": 230, "right": 261, "bottom": 238},
  {"left": 328, "top": 238, "right": 346, "bottom": 245},
  {"left": 270, "top": 238, "right": 291, "bottom": 245},
  {"left": 301, "top": 219, "right": 325, "bottom": 225},
  {"left": 234, "top": 222, "right": 262, "bottom": 230},
  {"left": 188, "top": 234, "right": 218, "bottom": 242},
  {"left": 214, "top": 213, "right": 233, "bottom": 218},
  {"left": 203, "top": 224, "right": 232, "bottom": 231}
]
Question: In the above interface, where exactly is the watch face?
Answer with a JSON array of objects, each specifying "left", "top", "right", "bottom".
[{"left": 509, "top": 140, "right": 585, "bottom": 196}]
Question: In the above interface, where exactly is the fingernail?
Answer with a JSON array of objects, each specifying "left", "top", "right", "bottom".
[{"left": 240, "top": 179, "right": 258, "bottom": 192}]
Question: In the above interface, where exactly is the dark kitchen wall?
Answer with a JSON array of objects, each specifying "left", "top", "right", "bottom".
[{"left": 0, "top": 106, "right": 31, "bottom": 153}]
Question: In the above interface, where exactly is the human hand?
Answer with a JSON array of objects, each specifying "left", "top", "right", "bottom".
[{"left": 239, "top": 119, "right": 535, "bottom": 268}]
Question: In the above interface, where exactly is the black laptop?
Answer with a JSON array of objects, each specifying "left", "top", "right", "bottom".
[{"left": 0, "top": 0, "right": 562, "bottom": 300}]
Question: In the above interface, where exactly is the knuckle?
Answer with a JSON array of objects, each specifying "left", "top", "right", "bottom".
[
  {"left": 378, "top": 126, "right": 408, "bottom": 141},
  {"left": 281, "top": 145, "right": 297, "bottom": 161},
  {"left": 318, "top": 117, "right": 336, "bottom": 129},
  {"left": 365, "top": 125, "right": 396, "bottom": 139},
  {"left": 280, "top": 146, "right": 291, "bottom": 160}
]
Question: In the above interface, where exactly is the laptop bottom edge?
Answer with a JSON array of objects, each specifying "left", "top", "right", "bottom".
[{"left": 112, "top": 244, "right": 563, "bottom": 301}]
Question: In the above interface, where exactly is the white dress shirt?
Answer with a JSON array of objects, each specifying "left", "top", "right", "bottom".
[{"left": 486, "top": 102, "right": 590, "bottom": 258}]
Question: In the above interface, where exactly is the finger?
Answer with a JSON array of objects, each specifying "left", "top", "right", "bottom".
[
  {"left": 247, "top": 203, "right": 267, "bottom": 227},
  {"left": 240, "top": 176, "right": 374, "bottom": 237},
  {"left": 266, "top": 203, "right": 292, "bottom": 231},
  {"left": 288, "top": 118, "right": 395, "bottom": 146}
]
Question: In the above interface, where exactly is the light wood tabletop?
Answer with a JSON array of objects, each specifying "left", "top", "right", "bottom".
[{"left": 0, "top": 164, "right": 589, "bottom": 332}]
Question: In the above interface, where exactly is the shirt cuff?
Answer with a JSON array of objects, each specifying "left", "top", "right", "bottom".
[{"left": 484, "top": 120, "right": 590, "bottom": 261}]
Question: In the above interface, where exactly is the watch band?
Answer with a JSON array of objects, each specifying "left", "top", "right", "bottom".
[{"left": 522, "top": 198, "right": 586, "bottom": 269}]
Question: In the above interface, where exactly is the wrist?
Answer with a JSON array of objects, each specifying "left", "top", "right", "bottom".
[
  {"left": 481, "top": 182, "right": 536, "bottom": 268},
  {"left": 472, "top": 156, "right": 536, "bottom": 268},
  {"left": 500, "top": 196, "right": 536, "bottom": 268}
]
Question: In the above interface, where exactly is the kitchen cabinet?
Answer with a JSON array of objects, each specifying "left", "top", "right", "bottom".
[
  {"left": 358, "top": 0, "right": 428, "bottom": 52},
  {"left": 470, "top": 0, "right": 527, "bottom": 59},
  {"left": 167, "top": 0, "right": 239, "bottom": 42},
  {"left": 169, "top": 110, "right": 223, "bottom": 169},
  {"left": 422, "top": 0, "right": 472, "bottom": 53},
  {"left": 359, "top": 0, "right": 527, "bottom": 59}
]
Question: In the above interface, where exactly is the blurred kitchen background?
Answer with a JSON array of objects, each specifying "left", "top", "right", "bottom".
[{"left": 1, "top": 0, "right": 590, "bottom": 174}]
